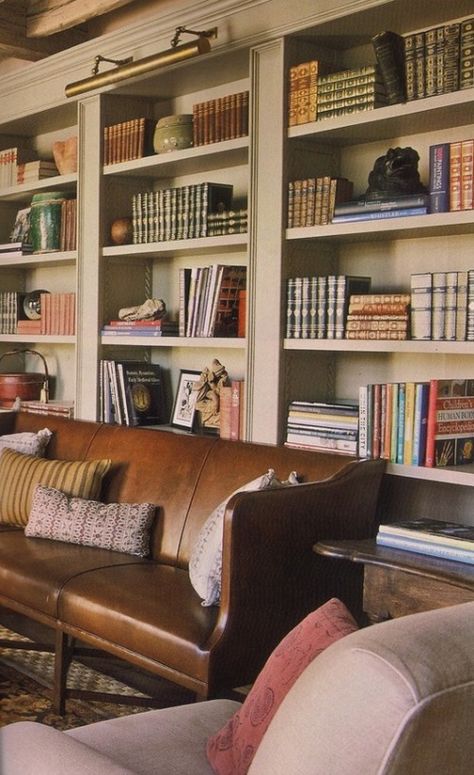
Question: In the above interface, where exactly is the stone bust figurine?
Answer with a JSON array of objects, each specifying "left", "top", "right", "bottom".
[{"left": 365, "top": 146, "right": 427, "bottom": 200}]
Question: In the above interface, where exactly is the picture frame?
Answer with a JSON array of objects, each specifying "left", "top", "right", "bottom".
[{"left": 171, "top": 369, "right": 201, "bottom": 430}]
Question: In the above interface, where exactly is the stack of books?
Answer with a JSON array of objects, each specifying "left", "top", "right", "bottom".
[
  {"left": 0, "top": 240, "right": 33, "bottom": 259},
  {"left": 39, "top": 292, "right": 76, "bottom": 335},
  {"left": 345, "top": 292, "right": 410, "bottom": 341},
  {"left": 179, "top": 264, "right": 246, "bottom": 338},
  {"left": 19, "top": 399, "right": 74, "bottom": 418},
  {"left": 17, "top": 160, "right": 58, "bottom": 185},
  {"left": 285, "top": 400, "right": 359, "bottom": 454},
  {"left": 288, "top": 60, "right": 322, "bottom": 126},
  {"left": 101, "top": 318, "right": 179, "bottom": 338},
  {"left": 376, "top": 518, "right": 474, "bottom": 565},
  {"left": 288, "top": 176, "right": 353, "bottom": 227},
  {"left": 332, "top": 193, "right": 429, "bottom": 223},
  {"left": 192, "top": 90, "right": 249, "bottom": 145},
  {"left": 317, "top": 65, "right": 388, "bottom": 120},
  {"left": 103, "top": 117, "right": 156, "bottom": 165},
  {"left": 131, "top": 182, "right": 233, "bottom": 243},
  {"left": 207, "top": 208, "right": 248, "bottom": 236},
  {"left": 358, "top": 377, "right": 474, "bottom": 468},
  {"left": 286, "top": 274, "right": 371, "bottom": 340},
  {"left": 0, "top": 147, "right": 38, "bottom": 188}
]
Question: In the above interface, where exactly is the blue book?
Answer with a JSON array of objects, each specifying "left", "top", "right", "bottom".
[
  {"left": 396, "top": 383, "right": 406, "bottom": 464},
  {"left": 412, "top": 382, "right": 430, "bottom": 465},
  {"left": 429, "top": 143, "right": 450, "bottom": 213},
  {"left": 376, "top": 533, "right": 474, "bottom": 565},
  {"left": 334, "top": 193, "right": 429, "bottom": 215},
  {"left": 332, "top": 206, "right": 428, "bottom": 223}
]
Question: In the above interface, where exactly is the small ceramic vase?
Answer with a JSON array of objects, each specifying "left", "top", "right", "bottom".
[{"left": 153, "top": 114, "right": 194, "bottom": 153}]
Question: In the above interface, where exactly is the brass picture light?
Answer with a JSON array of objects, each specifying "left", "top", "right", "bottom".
[{"left": 65, "top": 26, "right": 218, "bottom": 98}]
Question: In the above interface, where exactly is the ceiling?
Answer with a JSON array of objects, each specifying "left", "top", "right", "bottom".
[{"left": 0, "top": 0, "right": 143, "bottom": 62}]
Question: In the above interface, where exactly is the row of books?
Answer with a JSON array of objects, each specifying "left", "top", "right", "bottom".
[
  {"left": 359, "top": 377, "right": 474, "bottom": 469},
  {"left": 285, "top": 399, "right": 359, "bottom": 455},
  {"left": 103, "top": 117, "right": 155, "bottom": 165},
  {"left": 0, "top": 146, "right": 39, "bottom": 189},
  {"left": 287, "top": 176, "right": 353, "bottom": 228},
  {"left": 29, "top": 292, "right": 76, "bottom": 336},
  {"left": 286, "top": 275, "right": 371, "bottom": 340},
  {"left": 179, "top": 264, "right": 246, "bottom": 338},
  {"left": 346, "top": 293, "right": 410, "bottom": 341},
  {"left": 376, "top": 518, "right": 474, "bottom": 566},
  {"left": 219, "top": 380, "right": 245, "bottom": 441},
  {"left": 131, "top": 182, "right": 234, "bottom": 243},
  {"left": 57, "top": 198, "right": 77, "bottom": 252},
  {"left": 430, "top": 140, "right": 474, "bottom": 214},
  {"left": 99, "top": 359, "right": 166, "bottom": 426},
  {"left": 403, "top": 17, "right": 473, "bottom": 102},
  {"left": 192, "top": 91, "right": 249, "bottom": 146},
  {"left": 101, "top": 318, "right": 179, "bottom": 338},
  {"left": 17, "top": 160, "right": 58, "bottom": 185},
  {"left": 411, "top": 270, "right": 474, "bottom": 342}
]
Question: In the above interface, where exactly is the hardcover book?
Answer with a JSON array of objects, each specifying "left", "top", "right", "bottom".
[
  {"left": 116, "top": 361, "right": 166, "bottom": 426},
  {"left": 425, "top": 378, "right": 474, "bottom": 467},
  {"left": 371, "top": 30, "right": 407, "bottom": 104}
]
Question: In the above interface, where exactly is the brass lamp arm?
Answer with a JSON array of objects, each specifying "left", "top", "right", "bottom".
[{"left": 170, "top": 26, "right": 218, "bottom": 48}]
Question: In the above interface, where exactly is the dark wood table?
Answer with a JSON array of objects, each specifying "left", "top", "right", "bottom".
[{"left": 314, "top": 538, "right": 474, "bottom": 623}]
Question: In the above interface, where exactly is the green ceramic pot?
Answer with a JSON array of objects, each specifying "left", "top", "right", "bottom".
[
  {"left": 30, "top": 191, "right": 66, "bottom": 253},
  {"left": 153, "top": 114, "right": 194, "bottom": 153}
]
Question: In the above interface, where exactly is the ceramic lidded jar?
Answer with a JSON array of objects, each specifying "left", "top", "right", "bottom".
[
  {"left": 30, "top": 191, "right": 66, "bottom": 253},
  {"left": 153, "top": 114, "right": 194, "bottom": 153}
]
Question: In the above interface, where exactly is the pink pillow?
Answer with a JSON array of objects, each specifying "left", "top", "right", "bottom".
[{"left": 206, "top": 597, "right": 358, "bottom": 775}]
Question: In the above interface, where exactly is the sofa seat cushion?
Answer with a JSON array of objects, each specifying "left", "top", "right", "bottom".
[
  {"left": 58, "top": 563, "right": 219, "bottom": 685},
  {"left": 0, "top": 529, "right": 144, "bottom": 619},
  {"left": 68, "top": 700, "right": 241, "bottom": 775}
]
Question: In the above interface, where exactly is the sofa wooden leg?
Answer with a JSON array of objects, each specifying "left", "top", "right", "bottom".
[{"left": 53, "top": 630, "right": 74, "bottom": 715}]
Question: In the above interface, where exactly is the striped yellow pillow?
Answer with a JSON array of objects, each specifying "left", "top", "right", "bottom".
[{"left": 0, "top": 448, "right": 112, "bottom": 526}]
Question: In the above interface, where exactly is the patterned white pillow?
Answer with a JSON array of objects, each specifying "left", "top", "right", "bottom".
[
  {"left": 189, "top": 469, "right": 300, "bottom": 607},
  {"left": 0, "top": 428, "right": 52, "bottom": 457},
  {"left": 25, "top": 485, "right": 155, "bottom": 557}
]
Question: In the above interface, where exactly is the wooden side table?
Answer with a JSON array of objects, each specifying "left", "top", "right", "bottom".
[{"left": 314, "top": 538, "right": 474, "bottom": 623}]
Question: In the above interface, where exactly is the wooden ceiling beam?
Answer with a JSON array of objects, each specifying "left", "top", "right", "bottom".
[
  {"left": 0, "top": 0, "right": 86, "bottom": 60},
  {"left": 27, "top": 0, "right": 138, "bottom": 37}
]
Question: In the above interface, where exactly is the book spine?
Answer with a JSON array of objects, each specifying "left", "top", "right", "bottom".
[
  {"left": 425, "top": 379, "right": 439, "bottom": 467},
  {"left": 461, "top": 138, "right": 474, "bottom": 211},
  {"left": 403, "top": 382, "right": 416, "bottom": 464},
  {"left": 444, "top": 22, "right": 461, "bottom": 93},
  {"left": 358, "top": 384, "right": 369, "bottom": 458},
  {"left": 230, "top": 380, "right": 242, "bottom": 440},
  {"left": 371, "top": 30, "right": 406, "bottom": 104},
  {"left": 456, "top": 270, "right": 468, "bottom": 341},
  {"left": 460, "top": 18, "right": 474, "bottom": 91},
  {"left": 332, "top": 206, "right": 427, "bottom": 222},
  {"left": 410, "top": 273, "right": 432, "bottom": 340},
  {"left": 335, "top": 194, "right": 428, "bottom": 216},
  {"left": 444, "top": 271, "right": 458, "bottom": 341},
  {"left": 449, "top": 141, "right": 462, "bottom": 211},
  {"left": 429, "top": 143, "right": 450, "bottom": 213},
  {"left": 376, "top": 533, "right": 474, "bottom": 564},
  {"left": 412, "top": 382, "right": 429, "bottom": 466}
]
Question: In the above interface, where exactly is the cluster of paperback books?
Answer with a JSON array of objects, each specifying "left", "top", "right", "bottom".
[
  {"left": 0, "top": 147, "right": 39, "bottom": 188},
  {"left": 286, "top": 274, "right": 371, "bottom": 340},
  {"left": 410, "top": 270, "right": 474, "bottom": 342},
  {"left": 219, "top": 380, "right": 245, "bottom": 441},
  {"left": 346, "top": 293, "right": 410, "bottom": 341},
  {"left": 103, "top": 117, "right": 155, "bottom": 165},
  {"left": 287, "top": 177, "right": 353, "bottom": 227},
  {"left": 404, "top": 17, "right": 473, "bottom": 101},
  {"left": 332, "top": 192, "right": 429, "bottom": 223},
  {"left": 179, "top": 264, "right": 246, "bottom": 338},
  {"left": 285, "top": 400, "right": 359, "bottom": 455},
  {"left": 17, "top": 160, "right": 58, "bottom": 185},
  {"left": 131, "top": 182, "right": 233, "bottom": 243},
  {"left": 316, "top": 65, "right": 388, "bottom": 121},
  {"left": 99, "top": 359, "right": 165, "bottom": 426},
  {"left": 358, "top": 377, "right": 474, "bottom": 468},
  {"left": 101, "top": 318, "right": 179, "bottom": 338},
  {"left": 376, "top": 518, "right": 474, "bottom": 566},
  {"left": 429, "top": 140, "right": 474, "bottom": 214},
  {"left": 192, "top": 91, "right": 249, "bottom": 146},
  {"left": 207, "top": 208, "right": 248, "bottom": 236}
]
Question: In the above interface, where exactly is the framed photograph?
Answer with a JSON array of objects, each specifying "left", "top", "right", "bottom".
[{"left": 171, "top": 369, "right": 201, "bottom": 430}]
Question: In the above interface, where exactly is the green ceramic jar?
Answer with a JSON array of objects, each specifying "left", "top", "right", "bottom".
[
  {"left": 30, "top": 191, "right": 66, "bottom": 253},
  {"left": 153, "top": 114, "right": 194, "bottom": 153}
]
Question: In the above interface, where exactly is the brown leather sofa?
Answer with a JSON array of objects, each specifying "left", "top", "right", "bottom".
[{"left": 0, "top": 411, "right": 385, "bottom": 712}]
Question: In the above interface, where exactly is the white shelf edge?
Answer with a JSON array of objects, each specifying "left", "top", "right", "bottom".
[
  {"left": 286, "top": 211, "right": 474, "bottom": 242},
  {"left": 0, "top": 335, "right": 75, "bottom": 343},
  {"left": 0, "top": 173, "right": 77, "bottom": 201},
  {"left": 103, "top": 234, "right": 248, "bottom": 257},
  {"left": 103, "top": 136, "right": 249, "bottom": 176},
  {"left": 0, "top": 251, "right": 76, "bottom": 268},
  {"left": 284, "top": 339, "right": 474, "bottom": 354},
  {"left": 386, "top": 462, "right": 474, "bottom": 487},
  {"left": 101, "top": 335, "right": 246, "bottom": 348}
]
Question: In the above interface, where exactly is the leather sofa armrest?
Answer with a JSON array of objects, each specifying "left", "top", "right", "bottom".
[{"left": 207, "top": 459, "right": 385, "bottom": 690}]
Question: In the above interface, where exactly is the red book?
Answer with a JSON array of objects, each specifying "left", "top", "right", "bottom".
[
  {"left": 230, "top": 380, "right": 243, "bottom": 441},
  {"left": 425, "top": 378, "right": 474, "bottom": 467}
]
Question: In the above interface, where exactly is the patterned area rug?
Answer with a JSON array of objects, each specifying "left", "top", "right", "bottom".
[{"left": 0, "top": 625, "right": 192, "bottom": 730}]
